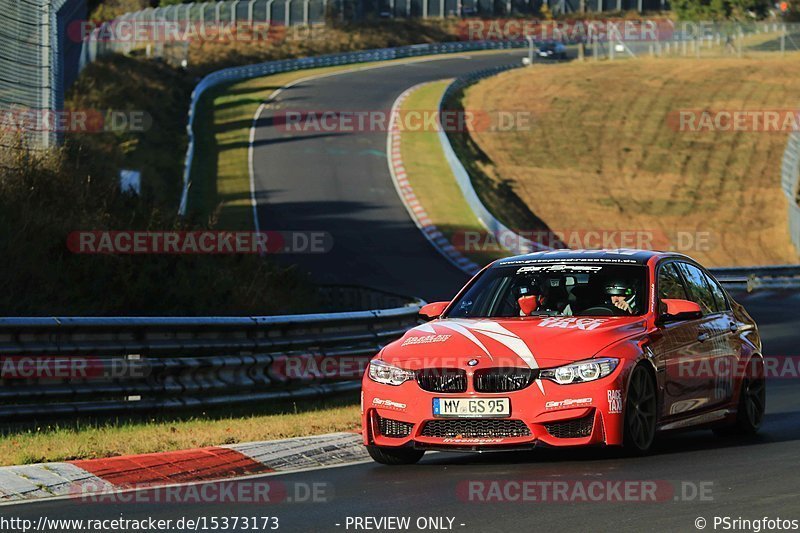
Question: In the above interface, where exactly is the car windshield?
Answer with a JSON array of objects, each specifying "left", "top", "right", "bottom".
[{"left": 446, "top": 262, "right": 648, "bottom": 319}]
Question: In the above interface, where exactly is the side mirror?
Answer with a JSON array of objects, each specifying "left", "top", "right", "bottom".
[
  {"left": 419, "top": 301, "right": 450, "bottom": 320},
  {"left": 659, "top": 299, "right": 703, "bottom": 323}
]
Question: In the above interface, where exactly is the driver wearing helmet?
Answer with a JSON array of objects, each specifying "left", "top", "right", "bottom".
[{"left": 605, "top": 279, "right": 639, "bottom": 315}]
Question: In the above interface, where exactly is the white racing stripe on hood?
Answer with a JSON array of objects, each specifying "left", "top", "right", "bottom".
[
  {"left": 410, "top": 321, "right": 493, "bottom": 361},
  {"left": 409, "top": 320, "right": 546, "bottom": 395},
  {"left": 453, "top": 320, "right": 545, "bottom": 394}
]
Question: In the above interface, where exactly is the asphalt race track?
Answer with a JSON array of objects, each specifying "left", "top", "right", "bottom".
[
  {"left": 251, "top": 50, "right": 532, "bottom": 301},
  {"left": 8, "top": 293, "right": 800, "bottom": 532},
  {"left": 7, "top": 53, "right": 800, "bottom": 531}
]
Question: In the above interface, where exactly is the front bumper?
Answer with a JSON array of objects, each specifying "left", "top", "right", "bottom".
[{"left": 362, "top": 367, "right": 626, "bottom": 450}]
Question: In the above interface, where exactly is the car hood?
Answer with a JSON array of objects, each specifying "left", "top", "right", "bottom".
[{"left": 380, "top": 316, "right": 646, "bottom": 370}]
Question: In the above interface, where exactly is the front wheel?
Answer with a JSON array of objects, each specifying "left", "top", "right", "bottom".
[
  {"left": 366, "top": 445, "right": 425, "bottom": 465},
  {"left": 623, "top": 364, "right": 657, "bottom": 454}
]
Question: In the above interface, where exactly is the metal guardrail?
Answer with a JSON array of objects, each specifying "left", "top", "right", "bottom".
[
  {"left": 0, "top": 301, "right": 423, "bottom": 420},
  {"left": 710, "top": 265, "right": 800, "bottom": 291},
  {"left": 0, "top": 266, "right": 798, "bottom": 420},
  {"left": 178, "top": 39, "right": 528, "bottom": 215},
  {"left": 438, "top": 62, "right": 554, "bottom": 257}
]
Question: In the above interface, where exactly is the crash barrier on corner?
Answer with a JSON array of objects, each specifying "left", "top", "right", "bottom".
[
  {"left": 1, "top": 266, "right": 798, "bottom": 421},
  {"left": 177, "top": 40, "right": 529, "bottom": 216},
  {"left": 437, "top": 62, "right": 552, "bottom": 258},
  {"left": 0, "top": 297, "right": 423, "bottom": 421},
  {"left": 782, "top": 132, "right": 800, "bottom": 254},
  {"left": 710, "top": 265, "right": 800, "bottom": 292}
]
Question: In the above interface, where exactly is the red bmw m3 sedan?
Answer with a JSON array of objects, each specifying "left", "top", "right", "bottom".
[{"left": 362, "top": 249, "right": 765, "bottom": 464}]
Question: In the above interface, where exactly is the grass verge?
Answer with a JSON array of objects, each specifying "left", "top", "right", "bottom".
[
  {"left": 397, "top": 80, "right": 507, "bottom": 267},
  {"left": 458, "top": 56, "right": 800, "bottom": 267},
  {"left": 0, "top": 393, "right": 360, "bottom": 466}
]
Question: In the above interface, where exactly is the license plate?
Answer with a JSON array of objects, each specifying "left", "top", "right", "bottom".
[{"left": 433, "top": 397, "right": 510, "bottom": 418}]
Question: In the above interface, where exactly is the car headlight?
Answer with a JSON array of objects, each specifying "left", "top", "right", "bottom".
[
  {"left": 368, "top": 360, "right": 416, "bottom": 386},
  {"left": 539, "top": 358, "right": 619, "bottom": 385}
]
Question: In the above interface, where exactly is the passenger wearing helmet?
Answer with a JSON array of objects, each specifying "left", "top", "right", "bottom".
[
  {"left": 605, "top": 279, "right": 638, "bottom": 315},
  {"left": 516, "top": 278, "right": 547, "bottom": 316}
]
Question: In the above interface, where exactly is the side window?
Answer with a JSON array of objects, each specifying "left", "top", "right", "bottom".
[
  {"left": 657, "top": 263, "right": 688, "bottom": 314},
  {"left": 677, "top": 263, "right": 717, "bottom": 315},
  {"left": 703, "top": 271, "right": 730, "bottom": 312}
]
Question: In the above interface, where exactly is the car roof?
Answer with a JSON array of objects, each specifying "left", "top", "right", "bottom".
[{"left": 494, "top": 249, "right": 689, "bottom": 267}]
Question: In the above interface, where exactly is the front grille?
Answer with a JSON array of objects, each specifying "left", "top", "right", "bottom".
[
  {"left": 377, "top": 415, "right": 414, "bottom": 438},
  {"left": 543, "top": 413, "right": 594, "bottom": 439},
  {"left": 421, "top": 419, "right": 531, "bottom": 439},
  {"left": 474, "top": 368, "right": 537, "bottom": 393},
  {"left": 416, "top": 368, "right": 467, "bottom": 393}
]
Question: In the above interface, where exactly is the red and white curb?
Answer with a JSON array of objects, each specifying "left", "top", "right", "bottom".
[
  {"left": 386, "top": 84, "right": 481, "bottom": 277},
  {"left": 0, "top": 432, "right": 366, "bottom": 504}
]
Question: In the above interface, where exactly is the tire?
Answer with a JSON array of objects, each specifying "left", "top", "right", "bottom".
[
  {"left": 714, "top": 356, "right": 766, "bottom": 437},
  {"left": 623, "top": 364, "right": 658, "bottom": 454},
  {"left": 366, "top": 445, "right": 425, "bottom": 465}
]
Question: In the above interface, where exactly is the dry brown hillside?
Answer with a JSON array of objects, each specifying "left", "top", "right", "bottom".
[{"left": 462, "top": 57, "right": 800, "bottom": 266}]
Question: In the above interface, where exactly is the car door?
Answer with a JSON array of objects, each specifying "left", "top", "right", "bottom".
[
  {"left": 699, "top": 268, "right": 740, "bottom": 406},
  {"left": 675, "top": 262, "right": 735, "bottom": 409},
  {"left": 650, "top": 261, "right": 710, "bottom": 419}
]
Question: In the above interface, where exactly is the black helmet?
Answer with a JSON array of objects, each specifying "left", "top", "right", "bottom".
[
  {"left": 605, "top": 279, "right": 634, "bottom": 297},
  {"left": 515, "top": 276, "right": 544, "bottom": 298}
]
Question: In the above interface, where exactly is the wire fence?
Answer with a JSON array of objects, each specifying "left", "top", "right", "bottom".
[
  {"left": 592, "top": 21, "right": 800, "bottom": 59},
  {"left": 1, "top": 0, "right": 86, "bottom": 150},
  {"left": 1, "top": 0, "right": 50, "bottom": 149}
]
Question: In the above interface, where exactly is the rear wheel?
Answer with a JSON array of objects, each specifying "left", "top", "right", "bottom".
[
  {"left": 623, "top": 364, "right": 657, "bottom": 454},
  {"left": 715, "top": 357, "right": 766, "bottom": 436},
  {"left": 366, "top": 445, "right": 425, "bottom": 465}
]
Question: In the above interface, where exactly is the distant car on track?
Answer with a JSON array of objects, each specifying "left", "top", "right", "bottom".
[
  {"left": 537, "top": 41, "right": 567, "bottom": 60},
  {"left": 362, "top": 249, "right": 765, "bottom": 464}
]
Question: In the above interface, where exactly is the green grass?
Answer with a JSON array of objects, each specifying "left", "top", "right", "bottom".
[
  {"left": 398, "top": 80, "right": 507, "bottom": 267},
  {"left": 0, "top": 394, "right": 360, "bottom": 466}
]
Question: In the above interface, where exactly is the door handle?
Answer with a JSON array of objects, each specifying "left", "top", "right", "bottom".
[{"left": 698, "top": 332, "right": 711, "bottom": 343}]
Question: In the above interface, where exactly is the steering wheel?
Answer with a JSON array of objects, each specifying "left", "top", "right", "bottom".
[{"left": 580, "top": 304, "right": 619, "bottom": 316}]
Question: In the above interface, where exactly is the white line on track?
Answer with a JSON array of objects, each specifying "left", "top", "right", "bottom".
[{"left": 245, "top": 52, "right": 520, "bottom": 234}]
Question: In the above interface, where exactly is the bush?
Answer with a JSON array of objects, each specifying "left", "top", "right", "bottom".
[
  {"left": 0, "top": 140, "right": 318, "bottom": 315},
  {"left": 0, "top": 18, "right": 487, "bottom": 315}
]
